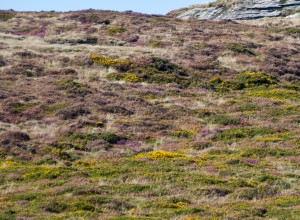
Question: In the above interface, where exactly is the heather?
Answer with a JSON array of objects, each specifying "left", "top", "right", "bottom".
[{"left": 0, "top": 9, "right": 299, "bottom": 220}]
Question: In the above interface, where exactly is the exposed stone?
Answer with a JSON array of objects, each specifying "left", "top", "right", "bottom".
[{"left": 177, "top": 0, "right": 300, "bottom": 20}]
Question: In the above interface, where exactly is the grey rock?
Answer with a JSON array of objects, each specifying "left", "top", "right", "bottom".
[{"left": 177, "top": 0, "right": 300, "bottom": 20}]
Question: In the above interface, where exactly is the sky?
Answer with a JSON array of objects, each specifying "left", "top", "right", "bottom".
[{"left": 1, "top": 0, "right": 210, "bottom": 15}]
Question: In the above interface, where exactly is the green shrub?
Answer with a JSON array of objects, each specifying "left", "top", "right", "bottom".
[
  {"left": 22, "top": 166, "right": 71, "bottom": 180},
  {"left": 209, "top": 77, "right": 242, "bottom": 92},
  {"left": 210, "top": 71, "right": 278, "bottom": 91},
  {"left": 36, "top": 158, "right": 57, "bottom": 165},
  {"left": 241, "top": 147, "right": 295, "bottom": 158},
  {"left": 206, "top": 114, "right": 240, "bottom": 125},
  {"left": 214, "top": 127, "right": 275, "bottom": 141},
  {"left": 56, "top": 80, "right": 84, "bottom": 90},
  {"left": 239, "top": 103, "right": 259, "bottom": 111},
  {"left": 57, "top": 132, "right": 125, "bottom": 151},
  {"left": 12, "top": 193, "right": 44, "bottom": 201},
  {"left": 150, "top": 57, "right": 182, "bottom": 73},
  {"left": 234, "top": 71, "right": 278, "bottom": 88},
  {"left": 56, "top": 80, "right": 91, "bottom": 96},
  {"left": 0, "top": 212, "right": 16, "bottom": 220},
  {"left": 70, "top": 201, "right": 95, "bottom": 211},
  {"left": 106, "top": 56, "right": 190, "bottom": 86},
  {"left": 101, "top": 132, "right": 124, "bottom": 144},
  {"left": 107, "top": 26, "right": 126, "bottom": 36},
  {"left": 227, "top": 43, "right": 256, "bottom": 56},
  {"left": 0, "top": 12, "right": 15, "bottom": 21},
  {"left": 44, "top": 200, "right": 68, "bottom": 213}
]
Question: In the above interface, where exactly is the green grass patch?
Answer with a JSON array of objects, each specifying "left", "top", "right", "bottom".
[{"left": 9, "top": 102, "right": 36, "bottom": 113}]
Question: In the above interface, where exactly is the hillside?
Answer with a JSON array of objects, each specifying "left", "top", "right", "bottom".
[
  {"left": 172, "top": 0, "right": 300, "bottom": 20},
  {"left": 0, "top": 9, "right": 300, "bottom": 219}
]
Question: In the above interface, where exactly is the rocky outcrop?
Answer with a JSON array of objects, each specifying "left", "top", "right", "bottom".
[{"left": 177, "top": 0, "right": 300, "bottom": 20}]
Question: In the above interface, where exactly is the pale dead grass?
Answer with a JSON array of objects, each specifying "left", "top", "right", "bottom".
[
  {"left": 19, "top": 120, "right": 60, "bottom": 139},
  {"left": 217, "top": 54, "right": 244, "bottom": 71},
  {"left": 77, "top": 66, "right": 116, "bottom": 83},
  {"left": 241, "top": 17, "right": 300, "bottom": 27}
]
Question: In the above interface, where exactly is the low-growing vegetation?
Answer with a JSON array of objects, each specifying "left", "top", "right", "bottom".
[
  {"left": 227, "top": 43, "right": 256, "bottom": 55},
  {"left": 210, "top": 71, "right": 279, "bottom": 91},
  {"left": 107, "top": 26, "right": 126, "bottom": 36},
  {"left": 0, "top": 11, "right": 15, "bottom": 21},
  {"left": 0, "top": 8, "right": 299, "bottom": 220}
]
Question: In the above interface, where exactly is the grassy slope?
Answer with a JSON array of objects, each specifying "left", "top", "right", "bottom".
[{"left": 0, "top": 10, "right": 299, "bottom": 219}]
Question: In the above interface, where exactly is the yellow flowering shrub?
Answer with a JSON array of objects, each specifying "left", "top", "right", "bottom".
[
  {"left": 22, "top": 166, "right": 68, "bottom": 180},
  {"left": 123, "top": 74, "right": 140, "bottom": 83},
  {"left": 91, "top": 54, "right": 131, "bottom": 72},
  {"left": 135, "top": 150, "right": 185, "bottom": 160},
  {"left": 246, "top": 88, "right": 299, "bottom": 101},
  {"left": 210, "top": 71, "right": 278, "bottom": 91},
  {"left": 235, "top": 71, "right": 278, "bottom": 88},
  {"left": 185, "top": 217, "right": 200, "bottom": 220}
]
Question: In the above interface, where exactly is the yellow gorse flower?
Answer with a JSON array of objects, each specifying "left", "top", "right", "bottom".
[
  {"left": 135, "top": 150, "right": 185, "bottom": 160},
  {"left": 91, "top": 55, "right": 131, "bottom": 68}
]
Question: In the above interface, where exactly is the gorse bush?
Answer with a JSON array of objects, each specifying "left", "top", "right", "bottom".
[
  {"left": 91, "top": 55, "right": 131, "bottom": 72},
  {"left": 93, "top": 55, "right": 191, "bottom": 86},
  {"left": 210, "top": 71, "right": 278, "bottom": 91},
  {"left": 235, "top": 71, "right": 278, "bottom": 88},
  {"left": 123, "top": 74, "right": 140, "bottom": 83},
  {"left": 136, "top": 150, "right": 185, "bottom": 160}
]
